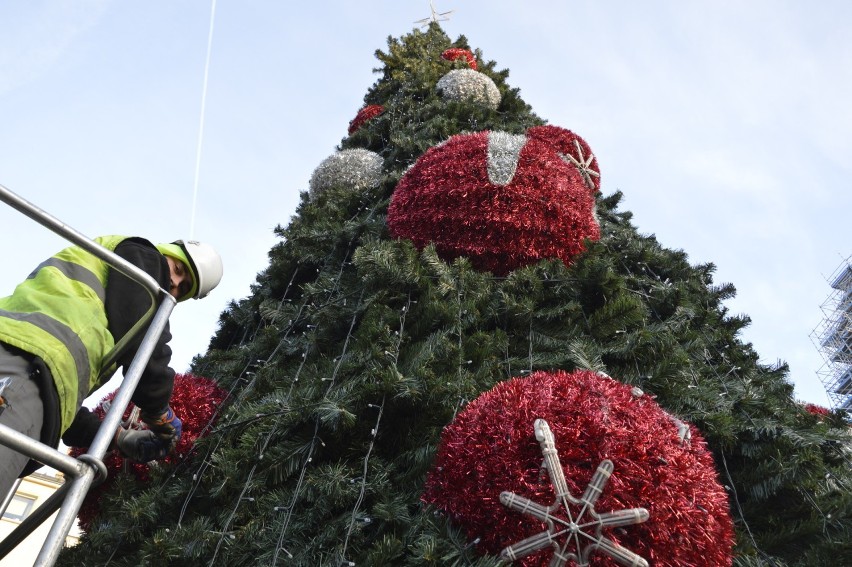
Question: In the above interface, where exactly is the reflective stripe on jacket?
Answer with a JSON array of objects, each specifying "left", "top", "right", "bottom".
[{"left": 0, "top": 235, "right": 128, "bottom": 431}]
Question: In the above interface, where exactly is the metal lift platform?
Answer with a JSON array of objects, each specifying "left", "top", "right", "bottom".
[{"left": 0, "top": 183, "right": 177, "bottom": 566}]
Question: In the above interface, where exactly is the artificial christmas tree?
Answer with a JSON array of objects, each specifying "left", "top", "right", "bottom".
[{"left": 59, "top": 23, "right": 851, "bottom": 566}]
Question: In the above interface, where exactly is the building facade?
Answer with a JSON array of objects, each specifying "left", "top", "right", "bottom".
[{"left": 0, "top": 471, "right": 81, "bottom": 565}]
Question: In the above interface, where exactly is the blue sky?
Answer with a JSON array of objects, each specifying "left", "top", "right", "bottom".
[{"left": 1, "top": 1, "right": 849, "bottom": 407}]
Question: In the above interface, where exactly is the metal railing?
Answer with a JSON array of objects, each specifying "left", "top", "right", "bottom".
[{"left": 0, "top": 183, "right": 177, "bottom": 566}]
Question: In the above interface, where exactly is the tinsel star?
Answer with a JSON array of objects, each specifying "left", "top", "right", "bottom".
[
  {"left": 499, "top": 419, "right": 649, "bottom": 567},
  {"left": 560, "top": 139, "right": 600, "bottom": 191}
]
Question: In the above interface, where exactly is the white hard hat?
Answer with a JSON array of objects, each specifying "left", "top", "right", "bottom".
[{"left": 174, "top": 240, "right": 223, "bottom": 299}]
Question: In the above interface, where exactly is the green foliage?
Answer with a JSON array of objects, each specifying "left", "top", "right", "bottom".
[{"left": 61, "top": 23, "right": 852, "bottom": 567}]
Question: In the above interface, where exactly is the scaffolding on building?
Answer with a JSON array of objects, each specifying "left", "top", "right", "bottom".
[{"left": 812, "top": 255, "right": 852, "bottom": 412}]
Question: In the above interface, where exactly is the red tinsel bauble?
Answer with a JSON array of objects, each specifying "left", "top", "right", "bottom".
[
  {"left": 387, "top": 128, "right": 600, "bottom": 276},
  {"left": 348, "top": 104, "right": 385, "bottom": 135},
  {"left": 441, "top": 47, "right": 478, "bottom": 70},
  {"left": 800, "top": 402, "right": 849, "bottom": 429},
  {"left": 70, "top": 373, "right": 227, "bottom": 533},
  {"left": 422, "top": 370, "right": 734, "bottom": 566},
  {"left": 803, "top": 403, "right": 831, "bottom": 417}
]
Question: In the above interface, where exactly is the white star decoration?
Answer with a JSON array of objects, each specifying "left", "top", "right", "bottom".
[
  {"left": 499, "top": 419, "right": 650, "bottom": 566},
  {"left": 560, "top": 139, "right": 600, "bottom": 191},
  {"left": 414, "top": 1, "right": 454, "bottom": 27}
]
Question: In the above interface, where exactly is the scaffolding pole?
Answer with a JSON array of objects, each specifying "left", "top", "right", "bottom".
[{"left": 813, "top": 255, "right": 852, "bottom": 411}]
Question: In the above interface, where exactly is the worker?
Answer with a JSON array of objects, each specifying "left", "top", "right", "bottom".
[{"left": 0, "top": 236, "right": 223, "bottom": 499}]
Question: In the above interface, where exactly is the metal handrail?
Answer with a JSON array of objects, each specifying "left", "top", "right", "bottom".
[
  {"left": 0, "top": 183, "right": 177, "bottom": 566},
  {"left": 0, "top": 184, "right": 164, "bottom": 378}
]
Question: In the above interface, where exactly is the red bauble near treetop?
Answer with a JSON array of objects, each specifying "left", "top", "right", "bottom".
[
  {"left": 386, "top": 126, "right": 601, "bottom": 276},
  {"left": 441, "top": 47, "right": 478, "bottom": 70},
  {"left": 421, "top": 370, "right": 735, "bottom": 566},
  {"left": 347, "top": 104, "right": 385, "bottom": 135},
  {"left": 70, "top": 373, "right": 227, "bottom": 533}
]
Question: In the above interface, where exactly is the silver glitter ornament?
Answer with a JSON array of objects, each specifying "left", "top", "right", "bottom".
[
  {"left": 308, "top": 148, "right": 384, "bottom": 200},
  {"left": 436, "top": 68, "right": 501, "bottom": 110}
]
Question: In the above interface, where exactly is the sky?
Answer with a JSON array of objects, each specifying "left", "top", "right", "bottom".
[{"left": 0, "top": 0, "right": 850, "bottom": 409}]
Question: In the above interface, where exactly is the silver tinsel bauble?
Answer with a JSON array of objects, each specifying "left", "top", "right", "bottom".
[
  {"left": 308, "top": 148, "right": 384, "bottom": 200},
  {"left": 436, "top": 68, "right": 501, "bottom": 110}
]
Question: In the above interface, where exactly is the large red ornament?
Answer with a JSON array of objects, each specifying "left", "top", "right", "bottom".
[
  {"left": 70, "top": 373, "right": 227, "bottom": 533},
  {"left": 422, "top": 370, "right": 735, "bottom": 566},
  {"left": 387, "top": 127, "right": 600, "bottom": 276}
]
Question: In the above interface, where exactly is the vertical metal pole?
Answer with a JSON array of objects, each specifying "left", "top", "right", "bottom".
[
  {"left": 0, "top": 478, "right": 23, "bottom": 519},
  {"left": 33, "top": 293, "right": 175, "bottom": 567},
  {"left": 0, "top": 482, "right": 71, "bottom": 560}
]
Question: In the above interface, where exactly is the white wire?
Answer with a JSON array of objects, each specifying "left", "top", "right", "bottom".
[{"left": 190, "top": 0, "right": 217, "bottom": 239}]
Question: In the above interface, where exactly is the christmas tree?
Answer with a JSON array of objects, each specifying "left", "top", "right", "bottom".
[{"left": 59, "top": 24, "right": 851, "bottom": 566}]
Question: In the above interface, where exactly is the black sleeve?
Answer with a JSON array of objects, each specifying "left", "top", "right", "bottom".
[
  {"left": 106, "top": 238, "right": 176, "bottom": 416},
  {"left": 61, "top": 407, "right": 104, "bottom": 448}
]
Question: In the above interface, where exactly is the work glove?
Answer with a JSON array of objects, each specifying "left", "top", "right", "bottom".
[
  {"left": 140, "top": 407, "right": 183, "bottom": 453},
  {"left": 114, "top": 427, "right": 169, "bottom": 462}
]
